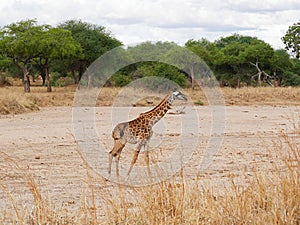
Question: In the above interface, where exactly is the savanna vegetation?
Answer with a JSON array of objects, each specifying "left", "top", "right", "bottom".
[
  {"left": 0, "top": 18, "right": 300, "bottom": 225},
  {"left": 0, "top": 19, "right": 300, "bottom": 93}
]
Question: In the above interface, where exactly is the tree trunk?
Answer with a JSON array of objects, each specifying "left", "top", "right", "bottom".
[
  {"left": 78, "top": 65, "right": 85, "bottom": 83},
  {"left": 23, "top": 67, "right": 31, "bottom": 93},
  {"left": 257, "top": 71, "right": 262, "bottom": 86},
  {"left": 71, "top": 69, "right": 78, "bottom": 84},
  {"left": 23, "top": 74, "right": 30, "bottom": 93},
  {"left": 237, "top": 74, "right": 241, "bottom": 88},
  {"left": 40, "top": 68, "right": 46, "bottom": 86},
  {"left": 250, "top": 61, "right": 262, "bottom": 86},
  {"left": 41, "top": 74, "right": 46, "bottom": 86},
  {"left": 189, "top": 65, "right": 195, "bottom": 90},
  {"left": 13, "top": 58, "right": 31, "bottom": 92},
  {"left": 87, "top": 68, "right": 92, "bottom": 88},
  {"left": 45, "top": 63, "right": 51, "bottom": 92}
]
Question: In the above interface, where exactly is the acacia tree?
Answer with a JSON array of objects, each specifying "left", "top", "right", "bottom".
[
  {"left": 282, "top": 21, "right": 300, "bottom": 59},
  {"left": 37, "top": 28, "right": 81, "bottom": 92},
  {"left": 58, "top": 20, "right": 122, "bottom": 83},
  {"left": 185, "top": 38, "right": 224, "bottom": 69},
  {"left": 163, "top": 44, "right": 201, "bottom": 89},
  {"left": 269, "top": 50, "right": 292, "bottom": 86},
  {"left": 213, "top": 34, "right": 274, "bottom": 87},
  {"left": 0, "top": 19, "right": 47, "bottom": 92}
]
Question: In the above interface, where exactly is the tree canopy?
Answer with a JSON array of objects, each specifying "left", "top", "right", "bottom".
[
  {"left": 0, "top": 19, "right": 48, "bottom": 92},
  {"left": 0, "top": 19, "right": 300, "bottom": 90},
  {"left": 282, "top": 21, "right": 300, "bottom": 59},
  {"left": 57, "top": 20, "right": 122, "bottom": 84},
  {"left": 185, "top": 34, "right": 300, "bottom": 87}
]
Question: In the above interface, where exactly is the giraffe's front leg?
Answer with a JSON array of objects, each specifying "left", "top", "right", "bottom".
[
  {"left": 145, "top": 148, "right": 150, "bottom": 176},
  {"left": 108, "top": 152, "right": 113, "bottom": 175},
  {"left": 145, "top": 132, "right": 153, "bottom": 176}
]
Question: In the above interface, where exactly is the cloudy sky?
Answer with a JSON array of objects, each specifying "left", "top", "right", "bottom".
[{"left": 1, "top": 0, "right": 299, "bottom": 49}]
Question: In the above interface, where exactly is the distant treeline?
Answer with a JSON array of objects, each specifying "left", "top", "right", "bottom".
[{"left": 0, "top": 19, "right": 299, "bottom": 92}]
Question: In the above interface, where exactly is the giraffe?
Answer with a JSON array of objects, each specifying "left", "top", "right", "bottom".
[{"left": 108, "top": 91, "right": 187, "bottom": 177}]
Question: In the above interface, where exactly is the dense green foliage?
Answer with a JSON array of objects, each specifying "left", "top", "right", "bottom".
[
  {"left": 109, "top": 61, "right": 187, "bottom": 88},
  {"left": 186, "top": 33, "right": 300, "bottom": 87},
  {"left": 57, "top": 20, "right": 122, "bottom": 84},
  {"left": 0, "top": 19, "right": 49, "bottom": 92},
  {"left": 282, "top": 21, "right": 300, "bottom": 59},
  {"left": 0, "top": 19, "right": 300, "bottom": 91}
]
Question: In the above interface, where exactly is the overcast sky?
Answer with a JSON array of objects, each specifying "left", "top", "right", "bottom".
[{"left": 1, "top": 0, "right": 299, "bottom": 49}]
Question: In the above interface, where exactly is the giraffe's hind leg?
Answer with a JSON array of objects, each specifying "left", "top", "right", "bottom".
[
  {"left": 116, "top": 153, "right": 121, "bottom": 177},
  {"left": 109, "top": 140, "right": 125, "bottom": 176},
  {"left": 108, "top": 152, "right": 113, "bottom": 175},
  {"left": 127, "top": 141, "right": 144, "bottom": 176}
]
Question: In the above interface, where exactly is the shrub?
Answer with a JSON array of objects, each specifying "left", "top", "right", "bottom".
[
  {"left": 282, "top": 71, "right": 300, "bottom": 86},
  {"left": 112, "top": 73, "right": 132, "bottom": 87},
  {"left": 0, "top": 72, "right": 12, "bottom": 86}
]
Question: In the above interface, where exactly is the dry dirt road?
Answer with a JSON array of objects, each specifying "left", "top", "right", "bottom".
[{"left": 0, "top": 105, "right": 299, "bottom": 210}]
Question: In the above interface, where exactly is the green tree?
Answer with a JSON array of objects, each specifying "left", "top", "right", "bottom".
[
  {"left": 127, "top": 41, "right": 176, "bottom": 61},
  {"left": 0, "top": 19, "right": 47, "bottom": 92},
  {"left": 214, "top": 34, "right": 274, "bottom": 87},
  {"left": 282, "top": 21, "right": 300, "bottom": 59},
  {"left": 58, "top": 20, "right": 122, "bottom": 83},
  {"left": 0, "top": 54, "right": 12, "bottom": 71},
  {"left": 185, "top": 38, "right": 224, "bottom": 69},
  {"left": 135, "top": 62, "right": 186, "bottom": 87},
  {"left": 271, "top": 49, "right": 293, "bottom": 86},
  {"left": 281, "top": 58, "right": 300, "bottom": 86},
  {"left": 37, "top": 28, "right": 81, "bottom": 92},
  {"left": 163, "top": 45, "right": 201, "bottom": 89},
  {"left": 107, "top": 42, "right": 189, "bottom": 88},
  {"left": 291, "top": 58, "right": 300, "bottom": 75}
]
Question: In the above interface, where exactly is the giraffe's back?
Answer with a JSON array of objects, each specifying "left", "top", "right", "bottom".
[{"left": 128, "top": 116, "right": 152, "bottom": 139}]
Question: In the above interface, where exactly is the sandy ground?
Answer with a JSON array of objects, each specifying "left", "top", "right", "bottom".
[{"left": 0, "top": 105, "right": 299, "bottom": 211}]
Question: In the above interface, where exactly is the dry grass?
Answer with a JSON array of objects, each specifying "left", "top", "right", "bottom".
[
  {"left": 100, "top": 126, "right": 300, "bottom": 225},
  {"left": 1, "top": 86, "right": 300, "bottom": 115},
  {"left": 0, "top": 86, "right": 76, "bottom": 115},
  {"left": 221, "top": 86, "right": 300, "bottom": 106},
  {"left": 1, "top": 117, "right": 299, "bottom": 224}
]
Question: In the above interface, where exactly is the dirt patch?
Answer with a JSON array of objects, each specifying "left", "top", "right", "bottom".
[{"left": 0, "top": 105, "right": 299, "bottom": 211}]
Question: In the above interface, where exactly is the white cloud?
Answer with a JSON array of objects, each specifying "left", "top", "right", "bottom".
[
  {"left": 0, "top": 0, "right": 299, "bottom": 49},
  {"left": 227, "top": 0, "right": 300, "bottom": 12}
]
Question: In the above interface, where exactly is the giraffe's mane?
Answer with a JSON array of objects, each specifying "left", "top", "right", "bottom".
[{"left": 139, "top": 92, "right": 172, "bottom": 117}]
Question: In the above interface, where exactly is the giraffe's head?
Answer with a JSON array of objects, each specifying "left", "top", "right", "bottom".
[{"left": 171, "top": 91, "right": 187, "bottom": 101}]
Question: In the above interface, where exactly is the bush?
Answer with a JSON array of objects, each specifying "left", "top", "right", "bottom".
[
  {"left": 111, "top": 73, "right": 131, "bottom": 87},
  {"left": 107, "top": 62, "right": 188, "bottom": 88},
  {"left": 139, "top": 62, "right": 187, "bottom": 88},
  {"left": 45, "top": 72, "right": 73, "bottom": 87},
  {"left": 282, "top": 71, "right": 300, "bottom": 86},
  {"left": 0, "top": 72, "right": 12, "bottom": 86}
]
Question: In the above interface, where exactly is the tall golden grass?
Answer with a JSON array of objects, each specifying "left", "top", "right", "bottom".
[
  {"left": 0, "top": 117, "right": 299, "bottom": 224},
  {"left": 0, "top": 86, "right": 75, "bottom": 115},
  {"left": 1, "top": 86, "right": 300, "bottom": 115}
]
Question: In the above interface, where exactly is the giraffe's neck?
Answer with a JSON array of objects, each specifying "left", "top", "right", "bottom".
[{"left": 140, "top": 93, "right": 174, "bottom": 126}]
